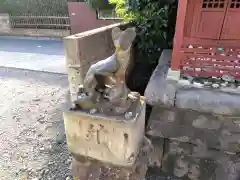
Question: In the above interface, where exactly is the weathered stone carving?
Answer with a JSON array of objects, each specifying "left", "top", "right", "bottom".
[
  {"left": 73, "top": 27, "right": 139, "bottom": 117},
  {"left": 63, "top": 26, "right": 146, "bottom": 168},
  {"left": 63, "top": 98, "right": 146, "bottom": 166}
]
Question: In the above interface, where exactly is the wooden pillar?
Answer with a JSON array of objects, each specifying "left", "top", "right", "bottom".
[{"left": 171, "top": 0, "right": 188, "bottom": 70}]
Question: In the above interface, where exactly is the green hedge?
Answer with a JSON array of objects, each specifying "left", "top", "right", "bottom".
[
  {"left": 0, "top": 0, "right": 68, "bottom": 15},
  {"left": 87, "top": 0, "right": 114, "bottom": 10},
  {"left": 110, "top": 0, "right": 178, "bottom": 63}
]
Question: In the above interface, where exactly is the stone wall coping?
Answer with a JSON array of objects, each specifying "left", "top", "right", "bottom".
[
  {"left": 64, "top": 23, "right": 123, "bottom": 40},
  {"left": 145, "top": 49, "right": 240, "bottom": 115}
]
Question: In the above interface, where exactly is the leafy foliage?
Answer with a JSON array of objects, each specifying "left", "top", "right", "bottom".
[
  {"left": 0, "top": 0, "right": 68, "bottom": 15},
  {"left": 87, "top": 0, "right": 114, "bottom": 10},
  {"left": 110, "top": 0, "right": 177, "bottom": 63}
]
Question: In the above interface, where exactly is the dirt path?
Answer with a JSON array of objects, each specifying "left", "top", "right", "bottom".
[{"left": 0, "top": 67, "right": 71, "bottom": 180}]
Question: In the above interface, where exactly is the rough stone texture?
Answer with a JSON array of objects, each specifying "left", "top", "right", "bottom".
[
  {"left": 148, "top": 137, "right": 164, "bottom": 169},
  {"left": 145, "top": 50, "right": 177, "bottom": 107},
  {"left": 0, "top": 14, "right": 10, "bottom": 33},
  {"left": 64, "top": 23, "right": 121, "bottom": 100},
  {"left": 63, "top": 98, "right": 146, "bottom": 166},
  {"left": 70, "top": 138, "right": 151, "bottom": 180},
  {"left": 147, "top": 106, "right": 240, "bottom": 153},
  {"left": 146, "top": 170, "right": 181, "bottom": 180},
  {"left": 176, "top": 87, "right": 240, "bottom": 116},
  {"left": 162, "top": 140, "right": 240, "bottom": 180}
]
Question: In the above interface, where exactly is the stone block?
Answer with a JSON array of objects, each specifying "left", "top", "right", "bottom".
[
  {"left": 176, "top": 88, "right": 240, "bottom": 116},
  {"left": 71, "top": 138, "right": 150, "bottom": 180},
  {"left": 147, "top": 106, "right": 240, "bottom": 153},
  {"left": 145, "top": 50, "right": 178, "bottom": 108},
  {"left": 162, "top": 140, "right": 240, "bottom": 180},
  {"left": 64, "top": 23, "right": 120, "bottom": 99},
  {"left": 63, "top": 98, "right": 146, "bottom": 166}
]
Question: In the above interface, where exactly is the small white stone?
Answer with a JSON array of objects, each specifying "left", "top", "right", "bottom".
[
  {"left": 204, "top": 81, "right": 212, "bottom": 86},
  {"left": 221, "top": 82, "right": 228, "bottom": 87},
  {"left": 193, "top": 82, "right": 204, "bottom": 88},
  {"left": 222, "top": 75, "right": 235, "bottom": 82},
  {"left": 45, "top": 169, "right": 49, "bottom": 173},
  {"left": 125, "top": 112, "right": 133, "bottom": 120},
  {"left": 178, "top": 80, "right": 191, "bottom": 86},
  {"left": 212, "top": 83, "right": 220, "bottom": 88},
  {"left": 89, "top": 108, "right": 97, "bottom": 114}
]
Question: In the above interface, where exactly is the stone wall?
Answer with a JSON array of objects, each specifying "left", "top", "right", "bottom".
[
  {"left": 0, "top": 13, "right": 70, "bottom": 38},
  {"left": 149, "top": 138, "right": 240, "bottom": 180},
  {"left": 145, "top": 49, "right": 240, "bottom": 179}
]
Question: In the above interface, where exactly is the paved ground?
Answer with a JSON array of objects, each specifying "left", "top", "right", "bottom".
[{"left": 0, "top": 36, "right": 66, "bottom": 74}]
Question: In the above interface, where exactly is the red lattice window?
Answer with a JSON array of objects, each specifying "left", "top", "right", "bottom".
[
  {"left": 180, "top": 45, "right": 240, "bottom": 79},
  {"left": 230, "top": 0, "right": 240, "bottom": 8},
  {"left": 202, "top": 0, "right": 227, "bottom": 8}
]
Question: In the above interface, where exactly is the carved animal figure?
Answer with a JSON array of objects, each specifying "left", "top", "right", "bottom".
[{"left": 74, "top": 27, "right": 137, "bottom": 115}]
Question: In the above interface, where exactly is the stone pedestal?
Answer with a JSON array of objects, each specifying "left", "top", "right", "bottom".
[
  {"left": 70, "top": 137, "right": 151, "bottom": 180},
  {"left": 63, "top": 98, "right": 146, "bottom": 166},
  {"left": 70, "top": 144, "right": 149, "bottom": 180}
]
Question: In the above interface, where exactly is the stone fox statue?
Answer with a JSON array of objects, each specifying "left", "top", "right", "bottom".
[{"left": 74, "top": 27, "right": 137, "bottom": 115}]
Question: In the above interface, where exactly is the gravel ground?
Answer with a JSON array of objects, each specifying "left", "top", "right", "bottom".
[
  {"left": 0, "top": 67, "right": 176, "bottom": 180},
  {"left": 0, "top": 67, "right": 70, "bottom": 180}
]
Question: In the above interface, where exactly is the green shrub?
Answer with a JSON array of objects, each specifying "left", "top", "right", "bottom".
[
  {"left": 0, "top": 0, "right": 68, "bottom": 16},
  {"left": 87, "top": 0, "right": 115, "bottom": 10},
  {"left": 110, "top": 0, "right": 177, "bottom": 63}
]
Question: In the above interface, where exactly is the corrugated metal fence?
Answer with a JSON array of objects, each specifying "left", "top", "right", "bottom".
[{"left": 9, "top": 14, "right": 70, "bottom": 29}]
